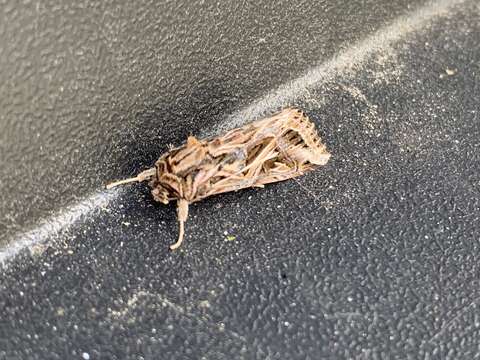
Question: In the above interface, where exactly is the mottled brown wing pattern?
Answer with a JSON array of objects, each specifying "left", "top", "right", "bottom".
[{"left": 107, "top": 108, "right": 331, "bottom": 250}]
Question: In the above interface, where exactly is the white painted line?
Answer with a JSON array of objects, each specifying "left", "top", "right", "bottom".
[
  {"left": 207, "top": 0, "right": 468, "bottom": 136},
  {"left": 0, "top": 189, "right": 120, "bottom": 265}
]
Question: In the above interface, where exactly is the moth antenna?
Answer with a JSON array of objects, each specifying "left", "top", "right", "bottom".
[
  {"left": 170, "top": 199, "right": 189, "bottom": 250},
  {"left": 106, "top": 168, "right": 156, "bottom": 189}
]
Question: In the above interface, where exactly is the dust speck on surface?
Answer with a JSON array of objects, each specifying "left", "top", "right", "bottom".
[
  {"left": 198, "top": 300, "right": 211, "bottom": 309},
  {"left": 29, "top": 243, "right": 47, "bottom": 257},
  {"left": 445, "top": 68, "right": 457, "bottom": 75}
]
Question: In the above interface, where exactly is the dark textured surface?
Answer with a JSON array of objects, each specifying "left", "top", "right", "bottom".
[
  {"left": 1, "top": 0, "right": 480, "bottom": 359},
  {"left": 0, "top": 0, "right": 428, "bottom": 245}
]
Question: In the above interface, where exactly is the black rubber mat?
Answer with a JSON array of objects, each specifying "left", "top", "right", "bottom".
[{"left": 1, "top": 1, "right": 479, "bottom": 359}]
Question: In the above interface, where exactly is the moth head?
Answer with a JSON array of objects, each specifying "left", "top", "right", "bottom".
[{"left": 150, "top": 184, "right": 170, "bottom": 205}]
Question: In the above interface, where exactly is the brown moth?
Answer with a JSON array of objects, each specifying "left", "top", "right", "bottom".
[{"left": 107, "top": 108, "right": 331, "bottom": 250}]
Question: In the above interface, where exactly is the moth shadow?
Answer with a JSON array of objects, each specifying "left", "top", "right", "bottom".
[{"left": 113, "top": 75, "right": 242, "bottom": 176}]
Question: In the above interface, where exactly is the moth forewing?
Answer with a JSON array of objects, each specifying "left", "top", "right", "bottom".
[{"left": 107, "top": 108, "right": 331, "bottom": 250}]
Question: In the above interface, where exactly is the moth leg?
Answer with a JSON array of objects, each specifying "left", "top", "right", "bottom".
[
  {"left": 170, "top": 199, "right": 189, "bottom": 250},
  {"left": 106, "top": 168, "right": 156, "bottom": 189}
]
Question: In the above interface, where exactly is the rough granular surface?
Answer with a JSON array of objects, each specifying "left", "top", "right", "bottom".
[{"left": 0, "top": 1, "right": 479, "bottom": 359}]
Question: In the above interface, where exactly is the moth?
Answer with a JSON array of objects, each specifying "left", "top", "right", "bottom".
[{"left": 107, "top": 108, "right": 331, "bottom": 250}]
